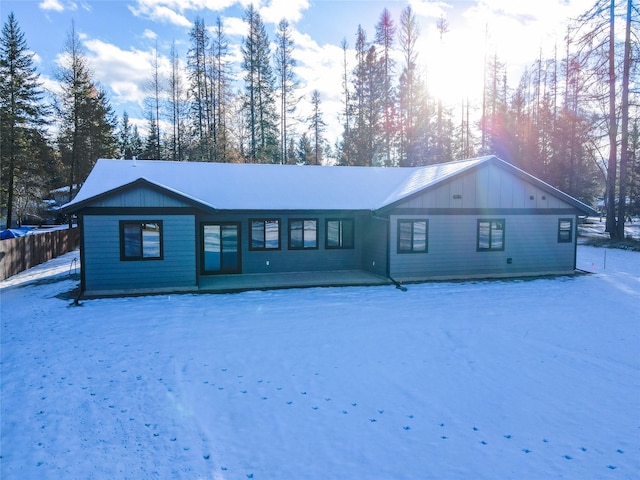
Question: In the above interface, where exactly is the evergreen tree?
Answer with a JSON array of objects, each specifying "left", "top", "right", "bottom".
[
  {"left": 274, "top": 18, "right": 299, "bottom": 164},
  {"left": 211, "top": 16, "right": 233, "bottom": 162},
  {"left": 309, "top": 89, "right": 326, "bottom": 165},
  {"left": 375, "top": 8, "right": 396, "bottom": 166},
  {"left": 166, "top": 40, "right": 189, "bottom": 161},
  {"left": 397, "top": 6, "right": 424, "bottom": 166},
  {"left": 0, "top": 12, "right": 49, "bottom": 228},
  {"left": 187, "top": 16, "right": 211, "bottom": 160},
  {"left": 56, "top": 22, "right": 117, "bottom": 204},
  {"left": 296, "top": 132, "right": 313, "bottom": 165},
  {"left": 241, "top": 5, "right": 278, "bottom": 163}
]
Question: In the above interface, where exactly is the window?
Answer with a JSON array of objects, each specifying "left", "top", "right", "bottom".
[
  {"left": 477, "top": 219, "right": 505, "bottom": 251},
  {"left": 397, "top": 219, "right": 428, "bottom": 253},
  {"left": 250, "top": 219, "right": 280, "bottom": 250},
  {"left": 558, "top": 218, "right": 573, "bottom": 243},
  {"left": 289, "top": 219, "right": 318, "bottom": 249},
  {"left": 326, "top": 219, "right": 354, "bottom": 249},
  {"left": 120, "top": 221, "right": 163, "bottom": 260}
]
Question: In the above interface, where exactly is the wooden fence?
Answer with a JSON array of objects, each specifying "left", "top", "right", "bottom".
[{"left": 0, "top": 228, "right": 79, "bottom": 281}]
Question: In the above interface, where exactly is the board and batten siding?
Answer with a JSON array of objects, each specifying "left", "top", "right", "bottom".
[
  {"left": 389, "top": 214, "right": 577, "bottom": 280},
  {"left": 401, "top": 162, "right": 568, "bottom": 210},
  {"left": 82, "top": 214, "right": 196, "bottom": 294},
  {"left": 89, "top": 186, "right": 192, "bottom": 208}
]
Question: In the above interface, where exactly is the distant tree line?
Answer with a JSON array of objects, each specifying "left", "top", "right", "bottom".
[{"left": 0, "top": 1, "right": 638, "bottom": 238}]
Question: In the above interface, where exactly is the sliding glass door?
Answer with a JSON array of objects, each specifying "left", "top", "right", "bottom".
[{"left": 202, "top": 223, "right": 240, "bottom": 274}]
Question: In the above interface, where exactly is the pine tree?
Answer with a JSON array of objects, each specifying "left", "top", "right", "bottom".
[
  {"left": 274, "top": 18, "right": 299, "bottom": 164},
  {"left": 0, "top": 12, "right": 49, "bottom": 228},
  {"left": 211, "top": 16, "right": 233, "bottom": 162},
  {"left": 309, "top": 89, "right": 326, "bottom": 165},
  {"left": 56, "top": 21, "right": 117, "bottom": 204},
  {"left": 242, "top": 5, "right": 278, "bottom": 163},
  {"left": 374, "top": 8, "right": 396, "bottom": 166},
  {"left": 188, "top": 16, "right": 211, "bottom": 160},
  {"left": 397, "top": 6, "right": 423, "bottom": 166},
  {"left": 166, "top": 40, "right": 188, "bottom": 161}
]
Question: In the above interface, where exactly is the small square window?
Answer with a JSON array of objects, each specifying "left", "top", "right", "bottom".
[
  {"left": 289, "top": 219, "right": 318, "bottom": 249},
  {"left": 397, "top": 219, "right": 428, "bottom": 254},
  {"left": 120, "top": 221, "right": 163, "bottom": 260},
  {"left": 558, "top": 218, "right": 573, "bottom": 243},
  {"left": 326, "top": 219, "right": 354, "bottom": 249},
  {"left": 477, "top": 219, "right": 505, "bottom": 251},
  {"left": 250, "top": 219, "right": 280, "bottom": 250}
]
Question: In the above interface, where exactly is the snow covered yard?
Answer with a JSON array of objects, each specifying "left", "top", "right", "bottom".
[{"left": 1, "top": 247, "right": 638, "bottom": 480}]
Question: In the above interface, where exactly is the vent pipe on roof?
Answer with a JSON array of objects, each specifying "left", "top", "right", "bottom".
[{"left": 132, "top": 156, "right": 137, "bottom": 167}]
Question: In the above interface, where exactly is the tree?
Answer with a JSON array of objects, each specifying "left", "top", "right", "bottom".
[
  {"left": 309, "top": 89, "right": 326, "bottom": 165},
  {"left": 166, "top": 40, "right": 188, "bottom": 161},
  {"left": 397, "top": 5, "right": 424, "bottom": 166},
  {"left": 144, "top": 42, "right": 162, "bottom": 159},
  {"left": 573, "top": 0, "right": 638, "bottom": 239},
  {"left": 374, "top": 8, "right": 396, "bottom": 166},
  {"left": 274, "top": 18, "right": 299, "bottom": 164},
  {"left": 187, "top": 16, "right": 211, "bottom": 160},
  {"left": 241, "top": 5, "right": 278, "bottom": 163},
  {"left": 56, "top": 22, "right": 117, "bottom": 205},
  {"left": 211, "top": 16, "right": 234, "bottom": 162},
  {"left": 0, "top": 12, "right": 49, "bottom": 228}
]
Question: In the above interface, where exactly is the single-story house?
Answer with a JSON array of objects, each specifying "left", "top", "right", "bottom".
[{"left": 61, "top": 156, "right": 595, "bottom": 296}]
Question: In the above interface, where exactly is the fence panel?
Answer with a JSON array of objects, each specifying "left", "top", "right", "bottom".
[{"left": 0, "top": 228, "right": 79, "bottom": 281}]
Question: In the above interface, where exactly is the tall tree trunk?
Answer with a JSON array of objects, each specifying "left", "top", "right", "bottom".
[
  {"left": 616, "top": 0, "right": 632, "bottom": 239},
  {"left": 605, "top": 0, "right": 619, "bottom": 238}
]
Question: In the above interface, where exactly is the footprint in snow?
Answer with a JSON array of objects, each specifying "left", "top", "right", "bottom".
[
  {"left": 480, "top": 441, "right": 487, "bottom": 445},
  {"left": 522, "top": 449, "right": 531, "bottom": 454},
  {"left": 377, "top": 410, "right": 384, "bottom": 414},
  {"left": 403, "top": 426, "right": 411, "bottom": 431},
  {"left": 581, "top": 447, "right": 587, "bottom": 452},
  {"left": 504, "top": 434, "right": 512, "bottom": 439},
  {"left": 607, "top": 465, "right": 617, "bottom": 470},
  {"left": 473, "top": 427, "right": 478, "bottom": 431},
  {"left": 616, "top": 449, "right": 624, "bottom": 454},
  {"left": 563, "top": 455, "right": 572, "bottom": 460}
]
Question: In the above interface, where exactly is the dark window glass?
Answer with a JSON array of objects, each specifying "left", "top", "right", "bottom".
[
  {"left": 477, "top": 219, "right": 505, "bottom": 251},
  {"left": 250, "top": 219, "right": 280, "bottom": 250},
  {"left": 558, "top": 218, "right": 573, "bottom": 243},
  {"left": 398, "top": 220, "right": 428, "bottom": 253},
  {"left": 120, "top": 221, "right": 163, "bottom": 260},
  {"left": 289, "top": 219, "right": 318, "bottom": 249},
  {"left": 326, "top": 219, "right": 354, "bottom": 249}
]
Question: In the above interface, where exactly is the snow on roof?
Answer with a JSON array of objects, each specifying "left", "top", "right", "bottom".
[{"left": 64, "top": 157, "right": 491, "bottom": 212}]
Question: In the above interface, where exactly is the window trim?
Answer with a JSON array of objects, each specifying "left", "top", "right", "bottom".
[
  {"left": 249, "top": 218, "right": 281, "bottom": 251},
  {"left": 558, "top": 218, "right": 573, "bottom": 243},
  {"left": 288, "top": 218, "right": 319, "bottom": 250},
  {"left": 119, "top": 220, "right": 164, "bottom": 261},
  {"left": 325, "top": 218, "right": 355, "bottom": 249},
  {"left": 476, "top": 219, "right": 505, "bottom": 252},
  {"left": 397, "top": 219, "right": 429, "bottom": 254}
]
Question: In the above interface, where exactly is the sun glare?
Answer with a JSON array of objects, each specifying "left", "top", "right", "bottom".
[{"left": 420, "top": 27, "right": 487, "bottom": 109}]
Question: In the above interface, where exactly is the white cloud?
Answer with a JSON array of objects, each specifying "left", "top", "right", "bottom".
[
  {"left": 260, "top": 0, "right": 310, "bottom": 24},
  {"left": 410, "top": 0, "right": 451, "bottom": 19},
  {"left": 142, "top": 29, "right": 158, "bottom": 40},
  {"left": 39, "top": 0, "right": 65, "bottom": 12},
  {"left": 81, "top": 39, "right": 171, "bottom": 108}
]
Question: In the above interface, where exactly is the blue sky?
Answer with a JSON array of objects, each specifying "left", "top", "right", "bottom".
[{"left": 3, "top": 0, "right": 594, "bottom": 144}]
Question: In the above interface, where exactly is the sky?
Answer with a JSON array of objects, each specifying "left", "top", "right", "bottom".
[{"left": 2, "top": 0, "right": 596, "bottom": 148}]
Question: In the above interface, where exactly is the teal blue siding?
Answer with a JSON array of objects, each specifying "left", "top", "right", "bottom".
[
  {"left": 197, "top": 213, "right": 369, "bottom": 275},
  {"left": 389, "top": 214, "right": 577, "bottom": 280},
  {"left": 83, "top": 214, "right": 196, "bottom": 294}
]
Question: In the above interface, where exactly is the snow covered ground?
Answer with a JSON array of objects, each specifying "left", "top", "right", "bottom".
[{"left": 1, "top": 246, "right": 638, "bottom": 479}]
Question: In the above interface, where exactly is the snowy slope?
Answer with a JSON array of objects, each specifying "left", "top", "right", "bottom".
[{"left": 1, "top": 247, "right": 638, "bottom": 479}]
